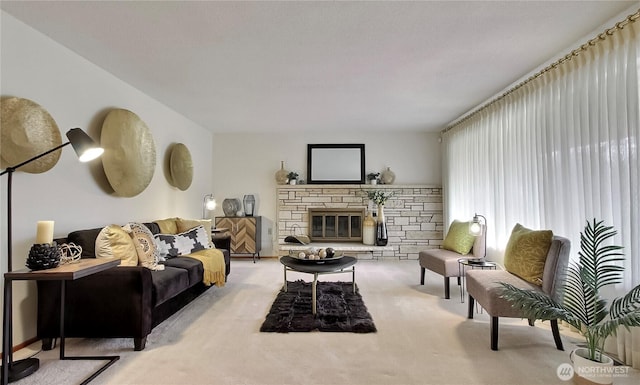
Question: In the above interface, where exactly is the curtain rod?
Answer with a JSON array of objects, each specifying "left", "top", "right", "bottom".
[{"left": 442, "top": 9, "right": 640, "bottom": 135}]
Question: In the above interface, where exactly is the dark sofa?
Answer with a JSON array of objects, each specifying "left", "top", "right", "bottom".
[{"left": 36, "top": 221, "right": 231, "bottom": 351}]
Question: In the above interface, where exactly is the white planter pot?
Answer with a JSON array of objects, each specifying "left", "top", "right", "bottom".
[
  {"left": 289, "top": 179, "right": 297, "bottom": 185},
  {"left": 570, "top": 348, "right": 614, "bottom": 385}
]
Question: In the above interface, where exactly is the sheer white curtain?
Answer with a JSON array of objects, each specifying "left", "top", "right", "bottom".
[{"left": 442, "top": 15, "right": 639, "bottom": 367}]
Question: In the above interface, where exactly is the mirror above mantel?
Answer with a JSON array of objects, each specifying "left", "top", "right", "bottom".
[{"left": 307, "top": 143, "right": 365, "bottom": 184}]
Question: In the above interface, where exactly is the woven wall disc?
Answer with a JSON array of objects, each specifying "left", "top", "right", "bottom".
[
  {"left": 0, "top": 97, "right": 62, "bottom": 173},
  {"left": 169, "top": 143, "right": 193, "bottom": 191},
  {"left": 101, "top": 109, "right": 156, "bottom": 197}
]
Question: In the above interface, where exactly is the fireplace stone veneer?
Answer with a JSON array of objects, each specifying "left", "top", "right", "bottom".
[{"left": 276, "top": 184, "right": 443, "bottom": 259}]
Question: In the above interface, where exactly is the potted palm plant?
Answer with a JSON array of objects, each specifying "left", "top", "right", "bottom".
[{"left": 500, "top": 219, "right": 640, "bottom": 384}]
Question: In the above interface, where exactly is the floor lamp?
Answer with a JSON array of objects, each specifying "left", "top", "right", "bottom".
[{"left": 1, "top": 128, "right": 103, "bottom": 384}]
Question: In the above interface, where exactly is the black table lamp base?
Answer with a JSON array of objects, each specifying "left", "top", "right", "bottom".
[{"left": 1, "top": 358, "right": 39, "bottom": 383}]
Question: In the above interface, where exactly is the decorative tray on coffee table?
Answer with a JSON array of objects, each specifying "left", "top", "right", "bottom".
[{"left": 288, "top": 249, "right": 344, "bottom": 263}]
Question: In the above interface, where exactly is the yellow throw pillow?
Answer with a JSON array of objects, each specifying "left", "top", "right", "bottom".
[
  {"left": 442, "top": 220, "right": 476, "bottom": 255},
  {"left": 504, "top": 223, "right": 553, "bottom": 286},
  {"left": 155, "top": 217, "right": 179, "bottom": 235},
  {"left": 95, "top": 225, "right": 137, "bottom": 266},
  {"left": 177, "top": 218, "right": 213, "bottom": 247}
]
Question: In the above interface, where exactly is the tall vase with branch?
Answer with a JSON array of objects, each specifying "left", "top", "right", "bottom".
[
  {"left": 367, "top": 190, "right": 394, "bottom": 246},
  {"left": 500, "top": 219, "right": 640, "bottom": 382}
]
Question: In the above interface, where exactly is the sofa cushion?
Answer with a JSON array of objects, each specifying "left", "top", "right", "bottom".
[
  {"left": 151, "top": 266, "right": 190, "bottom": 306},
  {"left": 504, "top": 223, "right": 553, "bottom": 286},
  {"left": 419, "top": 248, "right": 473, "bottom": 277},
  {"left": 143, "top": 222, "right": 160, "bottom": 235},
  {"left": 442, "top": 220, "right": 476, "bottom": 255},
  {"left": 67, "top": 228, "right": 104, "bottom": 258},
  {"left": 154, "top": 225, "right": 211, "bottom": 259},
  {"left": 162, "top": 256, "right": 204, "bottom": 287},
  {"left": 95, "top": 225, "right": 138, "bottom": 266},
  {"left": 466, "top": 269, "right": 541, "bottom": 318}
]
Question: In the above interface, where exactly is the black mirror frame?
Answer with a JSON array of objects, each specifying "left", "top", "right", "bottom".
[{"left": 307, "top": 144, "right": 365, "bottom": 184}]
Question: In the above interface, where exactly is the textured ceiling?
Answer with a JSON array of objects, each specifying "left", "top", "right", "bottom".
[{"left": 1, "top": 1, "right": 636, "bottom": 133}]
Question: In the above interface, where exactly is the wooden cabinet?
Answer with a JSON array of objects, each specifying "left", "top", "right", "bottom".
[{"left": 215, "top": 216, "right": 262, "bottom": 261}]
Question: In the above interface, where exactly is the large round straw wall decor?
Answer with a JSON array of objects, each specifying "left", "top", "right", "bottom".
[
  {"left": 169, "top": 143, "right": 193, "bottom": 191},
  {"left": 101, "top": 109, "right": 156, "bottom": 197},
  {"left": 0, "top": 97, "right": 62, "bottom": 173}
]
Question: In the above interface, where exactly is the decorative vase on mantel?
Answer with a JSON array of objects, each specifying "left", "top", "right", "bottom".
[
  {"left": 380, "top": 167, "right": 395, "bottom": 184},
  {"left": 275, "top": 161, "right": 288, "bottom": 185},
  {"left": 376, "top": 204, "right": 388, "bottom": 246},
  {"left": 362, "top": 210, "right": 376, "bottom": 246}
]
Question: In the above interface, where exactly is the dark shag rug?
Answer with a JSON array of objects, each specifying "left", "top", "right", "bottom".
[{"left": 260, "top": 280, "right": 377, "bottom": 333}]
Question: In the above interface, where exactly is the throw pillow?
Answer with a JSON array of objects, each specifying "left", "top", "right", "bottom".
[
  {"left": 154, "top": 225, "right": 212, "bottom": 259},
  {"left": 503, "top": 223, "right": 553, "bottom": 286},
  {"left": 95, "top": 225, "right": 138, "bottom": 266},
  {"left": 154, "top": 217, "right": 179, "bottom": 235},
  {"left": 123, "top": 222, "right": 164, "bottom": 271},
  {"left": 442, "top": 220, "right": 476, "bottom": 255},
  {"left": 176, "top": 218, "right": 213, "bottom": 247}
]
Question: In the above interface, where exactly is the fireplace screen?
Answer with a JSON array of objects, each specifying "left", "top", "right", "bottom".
[{"left": 309, "top": 208, "right": 364, "bottom": 242}]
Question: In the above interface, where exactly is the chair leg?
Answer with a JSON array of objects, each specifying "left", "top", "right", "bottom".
[
  {"left": 420, "top": 267, "right": 425, "bottom": 285},
  {"left": 491, "top": 317, "right": 499, "bottom": 351},
  {"left": 457, "top": 276, "right": 461, "bottom": 286},
  {"left": 467, "top": 295, "right": 475, "bottom": 319},
  {"left": 528, "top": 319, "right": 535, "bottom": 326},
  {"left": 444, "top": 277, "right": 450, "bottom": 299},
  {"left": 551, "top": 319, "right": 564, "bottom": 351}
]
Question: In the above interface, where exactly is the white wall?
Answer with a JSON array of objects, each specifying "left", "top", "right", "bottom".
[
  {"left": 212, "top": 131, "right": 441, "bottom": 254},
  {"left": 1, "top": 12, "right": 214, "bottom": 346}
]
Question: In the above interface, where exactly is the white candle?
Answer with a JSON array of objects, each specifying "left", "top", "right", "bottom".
[{"left": 36, "top": 221, "right": 54, "bottom": 244}]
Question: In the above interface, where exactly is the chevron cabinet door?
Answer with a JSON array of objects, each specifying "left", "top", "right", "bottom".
[{"left": 215, "top": 216, "right": 262, "bottom": 261}]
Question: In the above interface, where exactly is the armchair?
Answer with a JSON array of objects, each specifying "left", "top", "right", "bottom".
[
  {"left": 465, "top": 235, "right": 571, "bottom": 350},
  {"left": 418, "top": 220, "right": 486, "bottom": 299}
]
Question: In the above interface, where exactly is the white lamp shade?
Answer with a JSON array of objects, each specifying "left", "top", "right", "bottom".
[{"left": 469, "top": 221, "right": 483, "bottom": 236}]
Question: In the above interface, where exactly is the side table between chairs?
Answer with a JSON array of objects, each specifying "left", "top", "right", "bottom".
[{"left": 458, "top": 258, "right": 497, "bottom": 303}]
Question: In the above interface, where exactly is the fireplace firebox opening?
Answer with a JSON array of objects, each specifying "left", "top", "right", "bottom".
[{"left": 308, "top": 208, "right": 364, "bottom": 242}]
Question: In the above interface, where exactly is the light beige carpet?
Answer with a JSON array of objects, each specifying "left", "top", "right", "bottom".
[{"left": 12, "top": 258, "right": 640, "bottom": 385}]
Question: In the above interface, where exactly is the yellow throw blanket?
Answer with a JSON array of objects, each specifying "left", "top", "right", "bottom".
[{"left": 181, "top": 248, "right": 226, "bottom": 287}]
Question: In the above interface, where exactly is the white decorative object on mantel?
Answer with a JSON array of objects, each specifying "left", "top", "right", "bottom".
[{"left": 380, "top": 167, "right": 395, "bottom": 184}]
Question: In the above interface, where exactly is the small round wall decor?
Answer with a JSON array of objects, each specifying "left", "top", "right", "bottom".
[{"left": 169, "top": 143, "right": 193, "bottom": 191}]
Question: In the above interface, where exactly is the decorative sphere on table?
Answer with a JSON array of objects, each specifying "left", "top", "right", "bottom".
[{"left": 26, "top": 242, "right": 61, "bottom": 270}]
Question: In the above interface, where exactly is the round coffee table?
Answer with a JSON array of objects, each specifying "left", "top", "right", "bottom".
[{"left": 280, "top": 256, "right": 357, "bottom": 315}]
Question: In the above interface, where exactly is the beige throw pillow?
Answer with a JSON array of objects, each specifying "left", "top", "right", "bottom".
[
  {"left": 124, "top": 222, "right": 164, "bottom": 271},
  {"left": 177, "top": 218, "right": 213, "bottom": 247},
  {"left": 95, "top": 225, "right": 137, "bottom": 266},
  {"left": 154, "top": 217, "right": 179, "bottom": 235}
]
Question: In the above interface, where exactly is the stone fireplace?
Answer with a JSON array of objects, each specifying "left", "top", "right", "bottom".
[{"left": 276, "top": 184, "right": 444, "bottom": 259}]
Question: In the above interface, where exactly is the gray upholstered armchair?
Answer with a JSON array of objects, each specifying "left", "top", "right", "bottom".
[
  {"left": 465, "top": 235, "right": 571, "bottom": 350},
  {"left": 418, "top": 221, "right": 486, "bottom": 299}
]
